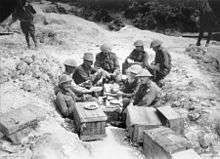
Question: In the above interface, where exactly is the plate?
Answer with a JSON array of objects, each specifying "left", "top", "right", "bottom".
[
  {"left": 90, "top": 86, "right": 103, "bottom": 92},
  {"left": 84, "top": 104, "right": 98, "bottom": 110}
]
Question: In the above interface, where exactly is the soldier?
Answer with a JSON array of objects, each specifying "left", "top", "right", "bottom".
[
  {"left": 72, "top": 53, "right": 102, "bottom": 88},
  {"left": 122, "top": 40, "right": 149, "bottom": 74},
  {"left": 55, "top": 59, "right": 94, "bottom": 102},
  {"left": 133, "top": 69, "right": 161, "bottom": 106},
  {"left": 55, "top": 75, "right": 76, "bottom": 118},
  {"left": 7, "top": 0, "right": 38, "bottom": 48},
  {"left": 62, "top": 59, "right": 92, "bottom": 95},
  {"left": 94, "top": 43, "right": 121, "bottom": 83},
  {"left": 120, "top": 65, "right": 143, "bottom": 107},
  {"left": 195, "top": 0, "right": 218, "bottom": 47},
  {"left": 147, "top": 40, "right": 171, "bottom": 84}
]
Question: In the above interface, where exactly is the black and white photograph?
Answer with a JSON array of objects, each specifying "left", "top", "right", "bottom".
[{"left": 0, "top": 0, "right": 220, "bottom": 158}]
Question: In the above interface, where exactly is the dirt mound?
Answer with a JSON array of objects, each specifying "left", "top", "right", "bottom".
[
  {"left": 0, "top": 49, "right": 62, "bottom": 103},
  {"left": 185, "top": 45, "right": 220, "bottom": 73}
]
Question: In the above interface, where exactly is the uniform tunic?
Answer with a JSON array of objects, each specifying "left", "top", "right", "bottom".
[
  {"left": 95, "top": 52, "right": 120, "bottom": 73},
  {"left": 148, "top": 47, "right": 171, "bottom": 82},
  {"left": 122, "top": 49, "right": 149, "bottom": 74},
  {"left": 56, "top": 88, "right": 76, "bottom": 118},
  {"left": 12, "top": 4, "right": 36, "bottom": 35},
  {"left": 72, "top": 64, "right": 99, "bottom": 85},
  {"left": 133, "top": 81, "right": 161, "bottom": 106}
]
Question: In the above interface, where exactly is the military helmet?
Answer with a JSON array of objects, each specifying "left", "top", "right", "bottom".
[
  {"left": 64, "top": 59, "right": 77, "bottom": 67},
  {"left": 134, "top": 40, "right": 144, "bottom": 47},
  {"left": 83, "top": 52, "right": 94, "bottom": 62},
  {"left": 136, "top": 69, "right": 152, "bottom": 77},
  {"left": 126, "top": 64, "right": 143, "bottom": 75},
  {"left": 100, "top": 43, "right": 112, "bottom": 53},
  {"left": 150, "top": 40, "right": 162, "bottom": 48},
  {"left": 59, "top": 74, "right": 72, "bottom": 85}
]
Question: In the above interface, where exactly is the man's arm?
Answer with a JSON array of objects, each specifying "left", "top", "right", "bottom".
[
  {"left": 56, "top": 93, "right": 69, "bottom": 117},
  {"left": 163, "top": 50, "right": 170, "bottom": 69},
  {"left": 143, "top": 51, "right": 150, "bottom": 68},
  {"left": 94, "top": 54, "right": 102, "bottom": 69}
]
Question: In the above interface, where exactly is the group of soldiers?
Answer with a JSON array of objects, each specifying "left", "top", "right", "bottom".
[{"left": 55, "top": 40, "right": 171, "bottom": 119}]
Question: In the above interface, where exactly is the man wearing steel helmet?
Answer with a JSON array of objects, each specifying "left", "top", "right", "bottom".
[
  {"left": 121, "top": 64, "right": 142, "bottom": 95},
  {"left": 55, "top": 74, "right": 76, "bottom": 118},
  {"left": 72, "top": 53, "right": 102, "bottom": 88},
  {"left": 94, "top": 43, "right": 120, "bottom": 83},
  {"left": 122, "top": 40, "right": 149, "bottom": 74},
  {"left": 61, "top": 58, "right": 93, "bottom": 96},
  {"left": 63, "top": 59, "right": 78, "bottom": 76},
  {"left": 147, "top": 40, "right": 171, "bottom": 84},
  {"left": 121, "top": 67, "right": 161, "bottom": 112},
  {"left": 132, "top": 69, "right": 161, "bottom": 106}
]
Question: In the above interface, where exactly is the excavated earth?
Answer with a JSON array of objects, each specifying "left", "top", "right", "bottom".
[{"left": 0, "top": 1, "right": 220, "bottom": 159}]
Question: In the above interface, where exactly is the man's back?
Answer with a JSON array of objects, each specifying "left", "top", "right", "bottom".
[{"left": 12, "top": 4, "right": 36, "bottom": 22}]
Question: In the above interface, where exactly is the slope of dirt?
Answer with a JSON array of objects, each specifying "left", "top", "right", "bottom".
[{"left": 0, "top": 3, "right": 220, "bottom": 159}]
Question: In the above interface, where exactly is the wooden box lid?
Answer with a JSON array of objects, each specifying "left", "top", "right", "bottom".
[
  {"left": 75, "top": 102, "right": 107, "bottom": 123},
  {"left": 126, "top": 106, "right": 162, "bottom": 127}
]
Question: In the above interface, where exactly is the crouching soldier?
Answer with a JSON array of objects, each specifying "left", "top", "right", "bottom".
[
  {"left": 7, "top": 0, "right": 38, "bottom": 49},
  {"left": 94, "top": 44, "right": 121, "bottom": 83},
  {"left": 73, "top": 53, "right": 102, "bottom": 88},
  {"left": 55, "top": 75, "right": 76, "bottom": 118},
  {"left": 122, "top": 40, "right": 149, "bottom": 74},
  {"left": 147, "top": 40, "right": 171, "bottom": 84}
]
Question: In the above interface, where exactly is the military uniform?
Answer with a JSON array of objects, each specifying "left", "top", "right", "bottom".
[
  {"left": 147, "top": 47, "right": 171, "bottom": 82},
  {"left": 56, "top": 88, "right": 76, "bottom": 118},
  {"left": 55, "top": 75, "right": 76, "bottom": 118},
  {"left": 133, "top": 81, "right": 161, "bottom": 106},
  {"left": 121, "top": 78, "right": 138, "bottom": 94},
  {"left": 11, "top": 4, "right": 37, "bottom": 47},
  {"left": 95, "top": 52, "right": 120, "bottom": 73},
  {"left": 122, "top": 49, "right": 149, "bottom": 74},
  {"left": 72, "top": 64, "right": 100, "bottom": 85},
  {"left": 196, "top": 0, "right": 217, "bottom": 46}
]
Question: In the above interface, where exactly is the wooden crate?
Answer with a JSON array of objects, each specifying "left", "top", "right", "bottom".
[
  {"left": 73, "top": 102, "right": 107, "bottom": 141},
  {"left": 156, "top": 106, "right": 184, "bottom": 135},
  {"left": 143, "top": 127, "right": 191, "bottom": 159},
  {"left": 103, "top": 105, "right": 121, "bottom": 122},
  {"left": 172, "top": 149, "right": 201, "bottom": 159},
  {"left": 126, "top": 106, "right": 162, "bottom": 144}
]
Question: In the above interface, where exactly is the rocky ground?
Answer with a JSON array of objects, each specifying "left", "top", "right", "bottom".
[{"left": 0, "top": 1, "right": 220, "bottom": 159}]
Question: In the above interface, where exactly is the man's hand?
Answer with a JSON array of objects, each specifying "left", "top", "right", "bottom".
[{"left": 127, "top": 58, "right": 134, "bottom": 64}]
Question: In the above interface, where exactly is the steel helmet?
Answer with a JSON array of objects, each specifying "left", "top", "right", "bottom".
[
  {"left": 136, "top": 69, "right": 152, "bottom": 77},
  {"left": 59, "top": 74, "right": 72, "bottom": 85},
  {"left": 134, "top": 40, "right": 144, "bottom": 47},
  {"left": 150, "top": 40, "right": 162, "bottom": 48},
  {"left": 83, "top": 52, "right": 94, "bottom": 62},
  {"left": 64, "top": 59, "right": 77, "bottom": 67},
  {"left": 100, "top": 43, "right": 112, "bottom": 53},
  {"left": 126, "top": 64, "right": 143, "bottom": 75}
]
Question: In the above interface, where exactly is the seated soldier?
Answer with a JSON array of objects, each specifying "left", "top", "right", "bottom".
[
  {"left": 72, "top": 53, "right": 102, "bottom": 88},
  {"left": 94, "top": 43, "right": 121, "bottom": 83},
  {"left": 133, "top": 69, "right": 161, "bottom": 106},
  {"left": 122, "top": 40, "right": 149, "bottom": 74},
  {"left": 147, "top": 40, "right": 171, "bottom": 84},
  {"left": 120, "top": 65, "right": 143, "bottom": 107},
  {"left": 55, "top": 75, "right": 76, "bottom": 118},
  {"left": 55, "top": 59, "right": 92, "bottom": 98}
]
